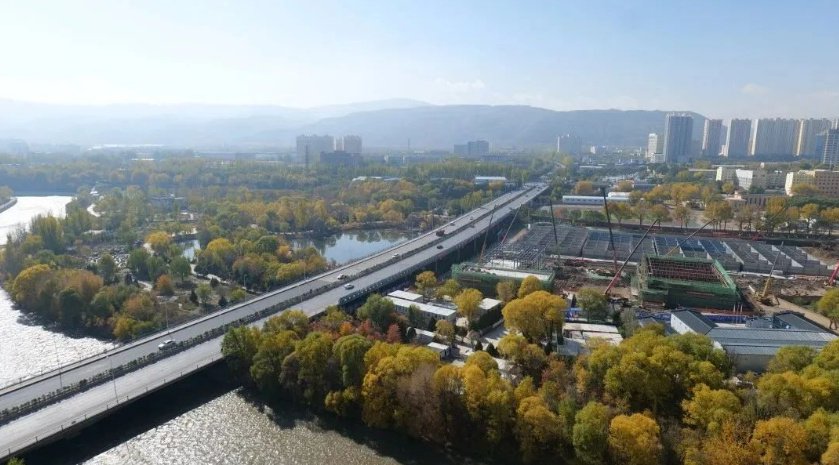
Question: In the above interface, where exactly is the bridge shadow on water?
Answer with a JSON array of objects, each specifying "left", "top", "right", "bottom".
[{"left": 20, "top": 364, "right": 513, "bottom": 465}]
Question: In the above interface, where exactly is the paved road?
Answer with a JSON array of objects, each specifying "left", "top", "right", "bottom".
[{"left": 0, "top": 183, "right": 547, "bottom": 438}]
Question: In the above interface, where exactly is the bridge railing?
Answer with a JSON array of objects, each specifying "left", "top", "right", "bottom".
[{"left": 1, "top": 352, "right": 224, "bottom": 461}]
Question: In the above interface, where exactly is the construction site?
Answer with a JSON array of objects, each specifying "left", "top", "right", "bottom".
[
  {"left": 631, "top": 255, "right": 741, "bottom": 310},
  {"left": 449, "top": 208, "right": 837, "bottom": 315}
]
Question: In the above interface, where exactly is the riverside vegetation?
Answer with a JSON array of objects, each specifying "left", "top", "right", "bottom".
[{"left": 222, "top": 277, "right": 839, "bottom": 465}]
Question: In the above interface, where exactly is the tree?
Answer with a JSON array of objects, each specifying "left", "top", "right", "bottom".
[
  {"left": 817, "top": 288, "right": 839, "bottom": 329},
  {"left": 293, "top": 331, "right": 334, "bottom": 402},
  {"left": 681, "top": 383, "right": 741, "bottom": 433},
  {"left": 791, "top": 183, "right": 821, "bottom": 196},
  {"left": 517, "top": 275, "right": 542, "bottom": 298},
  {"left": 454, "top": 288, "right": 483, "bottom": 322},
  {"left": 230, "top": 288, "right": 247, "bottom": 303},
  {"left": 515, "top": 396, "right": 564, "bottom": 463},
  {"left": 264, "top": 309, "right": 310, "bottom": 337},
  {"left": 607, "top": 414, "right": 662, "bottom": 465},
  {"left": 155, "top": 274, "right": 175, "bottom": 296},
  {"left": 609, "top": 202, "right": 632, "bottom": 226},
  {"left": 333, "top": 334, "right": 373, "bottom": 388},
  {"left": 98, "top": 253, "right": 117, "bottom": 284},
  {"left": 572, "top": 401, "right": 611, "bottom": 465},
  {"left": 435, "top": 319, "right": 455, "bottom": 346},
  {"left": 649, "top": 204, "right": 671, "bottom": 224},
  {"left": 767, "top": 345, "right": 817, "bottom": 373},
  {"left": 576, "top": 288, "right": 609, "bottom": 321},
  {"left": 633, "top": 200, "right": 650, "bottom": 226},
  {"left": 824, "top": 443, "right": 839, "bottom": 465},
  {"left": 574, "top": 180, "right": 596, "bottom": 195},
  {"left": 357, "top": 293, "right": 397, "bottom": 332},
  {"left": 11, "top": 264, "right": 52, "bottom": 310},
  {"left": 196, "top": 283, "right": 212, "bottom": 306},
  {"left": 127, "top": 248, "right": 151, "bottom": 279},
  {"left": 189, "top": 288, "right": 198, "bottom": 305},
  {"left": 750, "top": 417, "right": 809, "bottom": 465},
  {"left": 249, "top": 329, "right": 298, "bottom": 394},
  {"left": 801, "top": 203, "right": 820, "bottom": 234},
  {"left": 146, "top": 231, "right": 172, "bottom": 256},
  {"left": 435, "top": 278, "right": 461, "bottom": 299},
  {"left": 496, "top": 280, "right": 517, "bottom": 303},
  {"left": 221, "top": 326, "right": 263, "bottom": 378},
  {"left": 502, "top": 291, "right": 567, "bottom": 341},
  {"left": 170, "top": 256, "right": 191, "bottom": 282},
  {"left": 415, "top": 270, "right": 437, "bottom": 298}
]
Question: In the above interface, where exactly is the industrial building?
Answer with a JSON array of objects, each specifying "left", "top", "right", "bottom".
[
  {"left": 385, "top": 290, "right": 457, "bottom": 325},
  {"left": 671, "top": 309, "right": 837, "bottom": 372},
  {"left": 632, "top": 255, "right": 740, "bottom": 310}
]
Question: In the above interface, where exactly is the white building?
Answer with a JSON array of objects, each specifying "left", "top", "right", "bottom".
[
  {"left": 647, "top": 133, "right": 664, "bottom": 163},
  {"left": 386, "top": 292, "right": 457, "bottom": 324},
  {"left": 716, "top": 166, "right": 738, "bottom": 183},
  {"left": 735, "top": 169, "right": 767, "bottom": 190}
]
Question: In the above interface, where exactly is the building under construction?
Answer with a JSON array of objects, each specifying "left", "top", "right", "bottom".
[
  {"left": 632, "top": 254, "right": 740, "bottom": 310},
  {"left": 452, "top": 262, "right": 555, "bottom": 296}
]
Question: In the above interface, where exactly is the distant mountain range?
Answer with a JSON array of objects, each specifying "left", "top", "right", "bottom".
[{"left": 0, "top": 99, "right": 705, "bottom": 150}]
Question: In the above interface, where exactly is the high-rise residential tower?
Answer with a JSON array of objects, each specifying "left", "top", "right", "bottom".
[
  {"left": 750, "top": 118, "right": 798, "bottom": 156},
  {"left": 725, "top": 119, "right": 752, "bottom": 157},
  {"left": 702, "top": 119, "right": 723, "bottom": 157},
  {"left": 647, "top": 133, "right": 664, "bottom": 163},
  {"left": 296, "top": 135, "right": 335, "bottom": 165},
  {"left": 341, "top": 135, "right": 362, "bottom": 154},
  {"left": 824, "top": 129, "right": 839, "bottom": 167},
  {"left": 557, "top": 134, "right": 582, "bottom": 155},
  {"left": 795, "top": 119, "right": 832, "bottom": 157},
  {"left": 663, "top": 113, "right": 694, "bottom": 163}
]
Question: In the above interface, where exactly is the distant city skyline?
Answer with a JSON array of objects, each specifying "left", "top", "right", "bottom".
[{"left": 0, "top": 1, "right": 838, "bottom": 117}]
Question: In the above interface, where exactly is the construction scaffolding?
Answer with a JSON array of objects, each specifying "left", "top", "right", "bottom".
[
  {"left": 481, "top": 223, "right": 557, "bottom": 270},
  {"left": 632, "top": 254, "right": 740, "bottom": 310},
  {"left": 452, "top": 262, "right": 555, "bottom": 296}
]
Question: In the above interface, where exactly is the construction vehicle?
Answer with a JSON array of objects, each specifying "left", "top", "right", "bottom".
[
  {"left": 758, "top": 243, "right": 784, "bottom": 305},
  {"left": 828, "top": 261, "right": 839, "bottom": 286}
]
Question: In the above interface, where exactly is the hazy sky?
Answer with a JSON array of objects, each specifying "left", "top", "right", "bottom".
[{"left": 1, "top": 0, "right": 837, "bottom": 118}]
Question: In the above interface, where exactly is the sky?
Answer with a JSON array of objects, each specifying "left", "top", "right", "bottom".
[{"left": 0, "top": 0, "right": 837, "bottom": 118}]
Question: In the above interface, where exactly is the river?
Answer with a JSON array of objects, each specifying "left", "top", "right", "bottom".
[
  {"left": 293, "top": 229, "right": 417, "bottom": 264},
  {"left": 0, "top": 196, "right": 116, "bottom": 388}
]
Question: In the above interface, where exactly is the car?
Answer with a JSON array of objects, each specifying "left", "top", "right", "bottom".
[
  {"left": 344, "top": 283, "right": 355, "bottom": 290},
  {"left": 469, "top": 216, "right": 474, "bottom": 220},
  {"left": 436, "top": 244, "right": 444, "bottom": 249},
  {"left": 392, "top": 253, "right": 400, "bottom": 258},
  {"left": 337, "top": 274, "right": 348, "bottom": 280},
  {"left": 158, "top": 339, "right": 176, "bottom": 351}
]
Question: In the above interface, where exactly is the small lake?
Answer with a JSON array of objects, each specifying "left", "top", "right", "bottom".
[{"left": 293, "top": 229, "right": 417, "bottom": 264}]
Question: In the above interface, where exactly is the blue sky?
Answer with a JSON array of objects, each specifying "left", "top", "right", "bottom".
[{"left": 0, "top": 0, "right": 836, "bottom": 117}]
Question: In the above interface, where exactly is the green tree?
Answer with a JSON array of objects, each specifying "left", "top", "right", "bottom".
[
  {"left": 608, "top": 414, "right": 662, "bottom": 465},
  {"left": 572, "top": 401, "right": 612, "bottom": 465},
  {"left": 576, "top": 288, "right": 609, "bottom": 321},
  {"left": 357, "top": 294, "right": 398, "bottom": 332},
  {"left": 98, "top": 253, "right": 117, "bottom": 284},
  {"left": 221, "top": 326, "right": 263, "bottom": 379},
  {"left": 293, "top": 331, "right": 334, "bottom": 402},
  {"left": 127, "top": 248, "right": 151, "bottom": 279},
  {"left": 249, "top": 330, "right": 298, "bottom": 394},
  {"left": 170, "top": 256, "right": 191, "bottom": 282},
  {"left": 333, "top": 334, "right": 374, "bottom": 388},
  {"left": 196, "top": 283, "right": 213, "bottom": 306}
]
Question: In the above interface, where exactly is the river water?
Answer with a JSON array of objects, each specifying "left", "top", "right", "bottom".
[
  {"left": 293, "top": 229, "right": 416, "bottom": 264},
  {"left": 0, "top": 196, "right": 115, "bottom": 387}
]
